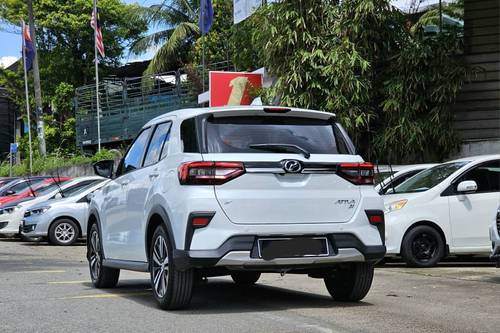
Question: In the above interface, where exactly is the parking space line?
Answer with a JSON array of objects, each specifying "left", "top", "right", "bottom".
[
  {"left": 61, "top": 291, "right": 151, "bottom": 300},
  {"left": 48, "top": 280, "right": 88, "bottom": 284},
  {"left": 15, "top": 270, "right": 66, "bottom": 274}
]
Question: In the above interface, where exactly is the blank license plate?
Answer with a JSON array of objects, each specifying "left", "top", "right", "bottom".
[{"left": 258, "top": 237, "right": 329, "bottom": 260}]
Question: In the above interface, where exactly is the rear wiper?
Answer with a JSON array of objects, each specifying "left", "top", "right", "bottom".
[{"left": 248, "top": 144, "right": 311, "bottom": 159}]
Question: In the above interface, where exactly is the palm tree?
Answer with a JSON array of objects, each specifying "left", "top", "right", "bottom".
[{"left": 130, "top": 0, "right": 200, "bottom": 75}]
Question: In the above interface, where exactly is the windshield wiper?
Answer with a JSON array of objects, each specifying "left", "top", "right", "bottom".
[{"left": 248, "top": 144, "right": 311, "bottom": 159}]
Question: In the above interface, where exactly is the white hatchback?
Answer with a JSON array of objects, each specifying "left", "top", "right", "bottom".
[
  {"left": 87, "top": 106, "right": 386, "bottom": 309},
  {"left": 384, "top": 155, "right": 500, "bottom": 267}
]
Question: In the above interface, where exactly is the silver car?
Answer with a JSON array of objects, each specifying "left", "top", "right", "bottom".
[
  {"left": 490, "top": 207, "right": 500, "bottom": 267},
  {"left": 21, "top": 177, "right": 108, "bottom": 245}
]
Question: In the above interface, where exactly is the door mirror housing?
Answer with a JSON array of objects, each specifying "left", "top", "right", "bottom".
[
  {"left": 5, "top": 190, "right": 15, "bottom": 196},
  {"left": 456, "top": 180, "right": 478, "bottom": 194},
  {"left": 93, "top": 160, "right": 115, "bottom": 179},
  {"left": 54, "top": 192, "right": 63, "bottom": 199}
]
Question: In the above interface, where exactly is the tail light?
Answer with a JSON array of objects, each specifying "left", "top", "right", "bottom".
[
  {"left": 178, "top": 161, "right": 245, "bottom": 185},
  {"left": 338, "top": 162, "right": 374, "bottom": 185}
]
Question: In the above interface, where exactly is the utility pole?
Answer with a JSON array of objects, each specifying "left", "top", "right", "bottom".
[{"left": 27, "top": 0, "right": 47, "bottom": 158}]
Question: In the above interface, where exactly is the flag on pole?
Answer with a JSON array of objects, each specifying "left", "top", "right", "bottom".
[
  {"left": 22, "top": 22, "right": 35, "bottom": 71},
  {"left": 90, "top": 4, "right": 105, "bottom": 57},
  {"left": 199, "top": 0, "right": 214, "bottom": 35}
]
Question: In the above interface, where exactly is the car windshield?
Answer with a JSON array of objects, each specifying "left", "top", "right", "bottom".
[
  {"left": 35, "top": 181, "right": 69, "bottom": 196},
  {"left": 62, "top": 180, "right": 104, "bottom": 198},
  {"left": 205, "top": 116, "right": 350, "bottom": 155},
  {"left": 394, "top": 162, "right": 469, "bottom": 193}
]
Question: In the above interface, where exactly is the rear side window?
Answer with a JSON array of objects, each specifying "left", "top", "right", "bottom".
[
  {"left": 143, "top": 122, "right": 172, "bottom": 167},
  {"left": 181, "top": 118, "right": 199, "bottom": 153},
  {"left": 205, "top": 116, "right": 350, "bottom": 154}
]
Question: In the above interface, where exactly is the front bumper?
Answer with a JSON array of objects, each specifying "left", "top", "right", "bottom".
[{"left": 172, "top": 233, "right": 386, "bottom": 271}]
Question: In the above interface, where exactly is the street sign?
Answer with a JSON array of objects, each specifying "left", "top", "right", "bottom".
[
  {"left": 10, "top": 143, "right": 18, "bottom": 154},
  {"left": 209, "top": 71, "right": 263, "bottom": 107}
]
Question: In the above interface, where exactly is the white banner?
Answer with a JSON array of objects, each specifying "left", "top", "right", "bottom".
[{"left": 234, "top": 0, "right": 278, "bottom": 24}]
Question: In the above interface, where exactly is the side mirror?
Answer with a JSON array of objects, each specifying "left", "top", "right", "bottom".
[
  {"left": 457, "top": 180, "right": 478, "bottom": 194},
  {"left": 54, "top": 193, "right": 63, "bottom": 199},
  {"left": 5, "top": 190, "right": 15, "bottom": 196},
  {"left": 93, "top": 160, "right": 115, "bottom": 179}
]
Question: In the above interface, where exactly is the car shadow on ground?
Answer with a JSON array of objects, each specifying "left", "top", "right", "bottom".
[{"left": 89, "top": 278, "right": 373, "bottom": 313}]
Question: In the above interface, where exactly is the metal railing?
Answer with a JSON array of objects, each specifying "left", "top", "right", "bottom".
[{"left": 75, "top": 61, "right": 234, "bottom": 148}]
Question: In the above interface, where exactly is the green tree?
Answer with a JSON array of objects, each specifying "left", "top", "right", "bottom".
[
  {"left": 0, "top": 0, "right": 147, "bottom": 96},
  {"left": 130, "top": 0, "right": 200, "bottom": 75},
  {"left": 252, "top": 0, "right": 466, "bottom": 162}
]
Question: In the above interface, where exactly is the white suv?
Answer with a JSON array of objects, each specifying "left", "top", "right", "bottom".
[{"left": 88, "top": 106, "right": 385, "bottom": 310}]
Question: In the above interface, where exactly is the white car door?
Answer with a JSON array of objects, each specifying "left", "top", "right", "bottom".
[
  {"left": 448, "top": 160, "right": 500, "bottom": 251},
  {"left": 103, "top": 127, "right": 152, "bottom": 260},
  {"left": 123, "top": 121, "right": 172, "bottom": 262}
]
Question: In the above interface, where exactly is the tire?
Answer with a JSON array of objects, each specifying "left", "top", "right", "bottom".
[
  {"left": 401, "top": 225, "right": 445, "bottom": 268},
  {"left": 150, "top": 224, "right": 194, "bottom": 310},
  {"left": 324, "top": 262, "right": 374, "bottom": 302},
  {"left": 88, "top": 223, "right": 120, "bottom": 288},
  {"left": 48, "top": 219, "right": 79, "bottom": 246},
  {"left": 231, "top": 272, "right": 261, "bottom": 285}
]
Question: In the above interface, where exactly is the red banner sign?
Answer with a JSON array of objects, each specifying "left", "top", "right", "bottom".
[{"left": 209, "top": 71, "right": 263, "bottom": 107}]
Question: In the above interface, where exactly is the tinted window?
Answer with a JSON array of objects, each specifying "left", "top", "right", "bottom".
[
  {"left": 456, "top": 160, "right": 500, "bottom": 193},
  {"left": 121, "top": 128, "right": 152, "bottom": 174},
  {"left": 144, "top": 122, "right": 172, "bottom": 167},
  {"left": 206, "top": 116, "right": 344, "bottom": 154},
  {"left": 181, "top": 118, "right": 199, "bottom": 153},
  {"left": 395, "top": 162, "right": 468, "bottom": 193},
  {"left": 61, "top": 179, "right": 104, "bottom": 198},
  {"left": 6, "top": 181, "right": 31, "bottom": 194}
]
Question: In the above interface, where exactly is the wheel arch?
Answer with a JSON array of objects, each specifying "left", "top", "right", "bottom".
[
  {"left": 145, "top": 205, "right": 175, "bottom": 268},
  {"left": 403, "top": 220, "right": 449, "bottom": 255},
  {"left": 49, "top": 216, "right": 83, "bottom": 239}
]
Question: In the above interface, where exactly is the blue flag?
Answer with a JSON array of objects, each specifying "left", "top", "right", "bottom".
[
  {"left": 23, "top": 23, "right": 35, "bottom": 71},
  {"left": 199, "top": 0, "right": 213, "bottom": 35}
]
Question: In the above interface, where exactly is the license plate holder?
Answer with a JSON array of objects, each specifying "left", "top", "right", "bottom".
[{"left": 258, "top": 237, "right": 329, "bottom": 260}]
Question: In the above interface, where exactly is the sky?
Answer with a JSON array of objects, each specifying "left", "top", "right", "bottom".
[{"left": 0, "top": 0, "right": 443, "bottom": 68}]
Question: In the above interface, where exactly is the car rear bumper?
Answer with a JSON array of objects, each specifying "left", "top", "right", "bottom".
[{"left": 172, "top": 233, "right": 386, "bottom": 271}]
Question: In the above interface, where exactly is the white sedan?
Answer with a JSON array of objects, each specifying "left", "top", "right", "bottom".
[{"left": 384, "top": 154, "right": 500, "bottom": 267}]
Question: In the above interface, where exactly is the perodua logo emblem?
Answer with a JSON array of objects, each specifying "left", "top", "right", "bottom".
[{"left": 282, "top": 159, "right": 303, "bottom": 173}]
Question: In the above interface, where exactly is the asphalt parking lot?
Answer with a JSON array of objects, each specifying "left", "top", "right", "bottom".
[{"left": 0, "top": 238, "right": 499, "bottom": 333}]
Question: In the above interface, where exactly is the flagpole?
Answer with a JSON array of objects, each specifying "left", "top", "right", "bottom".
[
  {"left": 21, "top": 20, "right": 33, "bottom": 175},
  {"left": 93, "top": 0, "right": 102, "bottom": 152},
  {"left": 201, "top": 0, "right": 206, "bottom": 92}
]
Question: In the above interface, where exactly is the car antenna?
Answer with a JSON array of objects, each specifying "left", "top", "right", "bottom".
[
  {"left": 388, "top": 157, "right": 396, "bottom": 194},
  {"left": 51, "top": 166, "right": 64, "bottom": 198},
  {"left": 23, "top": 174, "right": 35, "bottom": 198}
]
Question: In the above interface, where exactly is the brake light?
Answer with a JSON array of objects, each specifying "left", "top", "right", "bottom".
[
  {"left": 263, "top": 107, "right": 291, "bottom": 113},
  {"left": 178, "top": 162, "right": 245, "bottom": 185},
  {"left": 338, "top": 162, "right": 374, "bottom": 185}
]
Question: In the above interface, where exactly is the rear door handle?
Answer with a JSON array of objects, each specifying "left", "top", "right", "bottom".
[
  {"left": 120, "top": 180, "right": 130, "bottom": 186},
  {"left": 149, "top": 171, "right": 160, "bottom": 179}
]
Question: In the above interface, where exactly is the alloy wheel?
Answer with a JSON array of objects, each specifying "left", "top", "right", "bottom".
[
  {"left": 89, "top": 230, "right": 101, "bottom": 281},
  {"left": 54, "top": 222, "right": 76, "bottom": 244},
  {"left": 152, "top": 235, "right": 169, "bottom": 298}
]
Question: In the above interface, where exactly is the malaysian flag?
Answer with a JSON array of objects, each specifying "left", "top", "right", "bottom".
[
  {"left": 90, "top": 2, "right": 105, "bottom": 58},
  {"left": 22, "top": 22, "right": 35, "bottom": 71}
]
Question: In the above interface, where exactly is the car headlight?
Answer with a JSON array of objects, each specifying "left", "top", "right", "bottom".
[
  {"left": 25, "top": 207, "right": 50, "bottom": 217},
  {"left": 0, "top": 205, "right": 20, "bottom": 215},
  {"left": 384, "top": 199, "right": 408, "bottom": 214}
]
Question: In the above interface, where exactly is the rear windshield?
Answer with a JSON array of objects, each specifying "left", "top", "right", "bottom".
[{"left": 205, "top": 116, "right": 350, "bottom": 154}]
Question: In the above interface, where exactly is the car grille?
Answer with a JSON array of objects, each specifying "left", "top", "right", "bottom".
[{"left": 0, "top": 221, "right": 7, "bottom": 230}]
